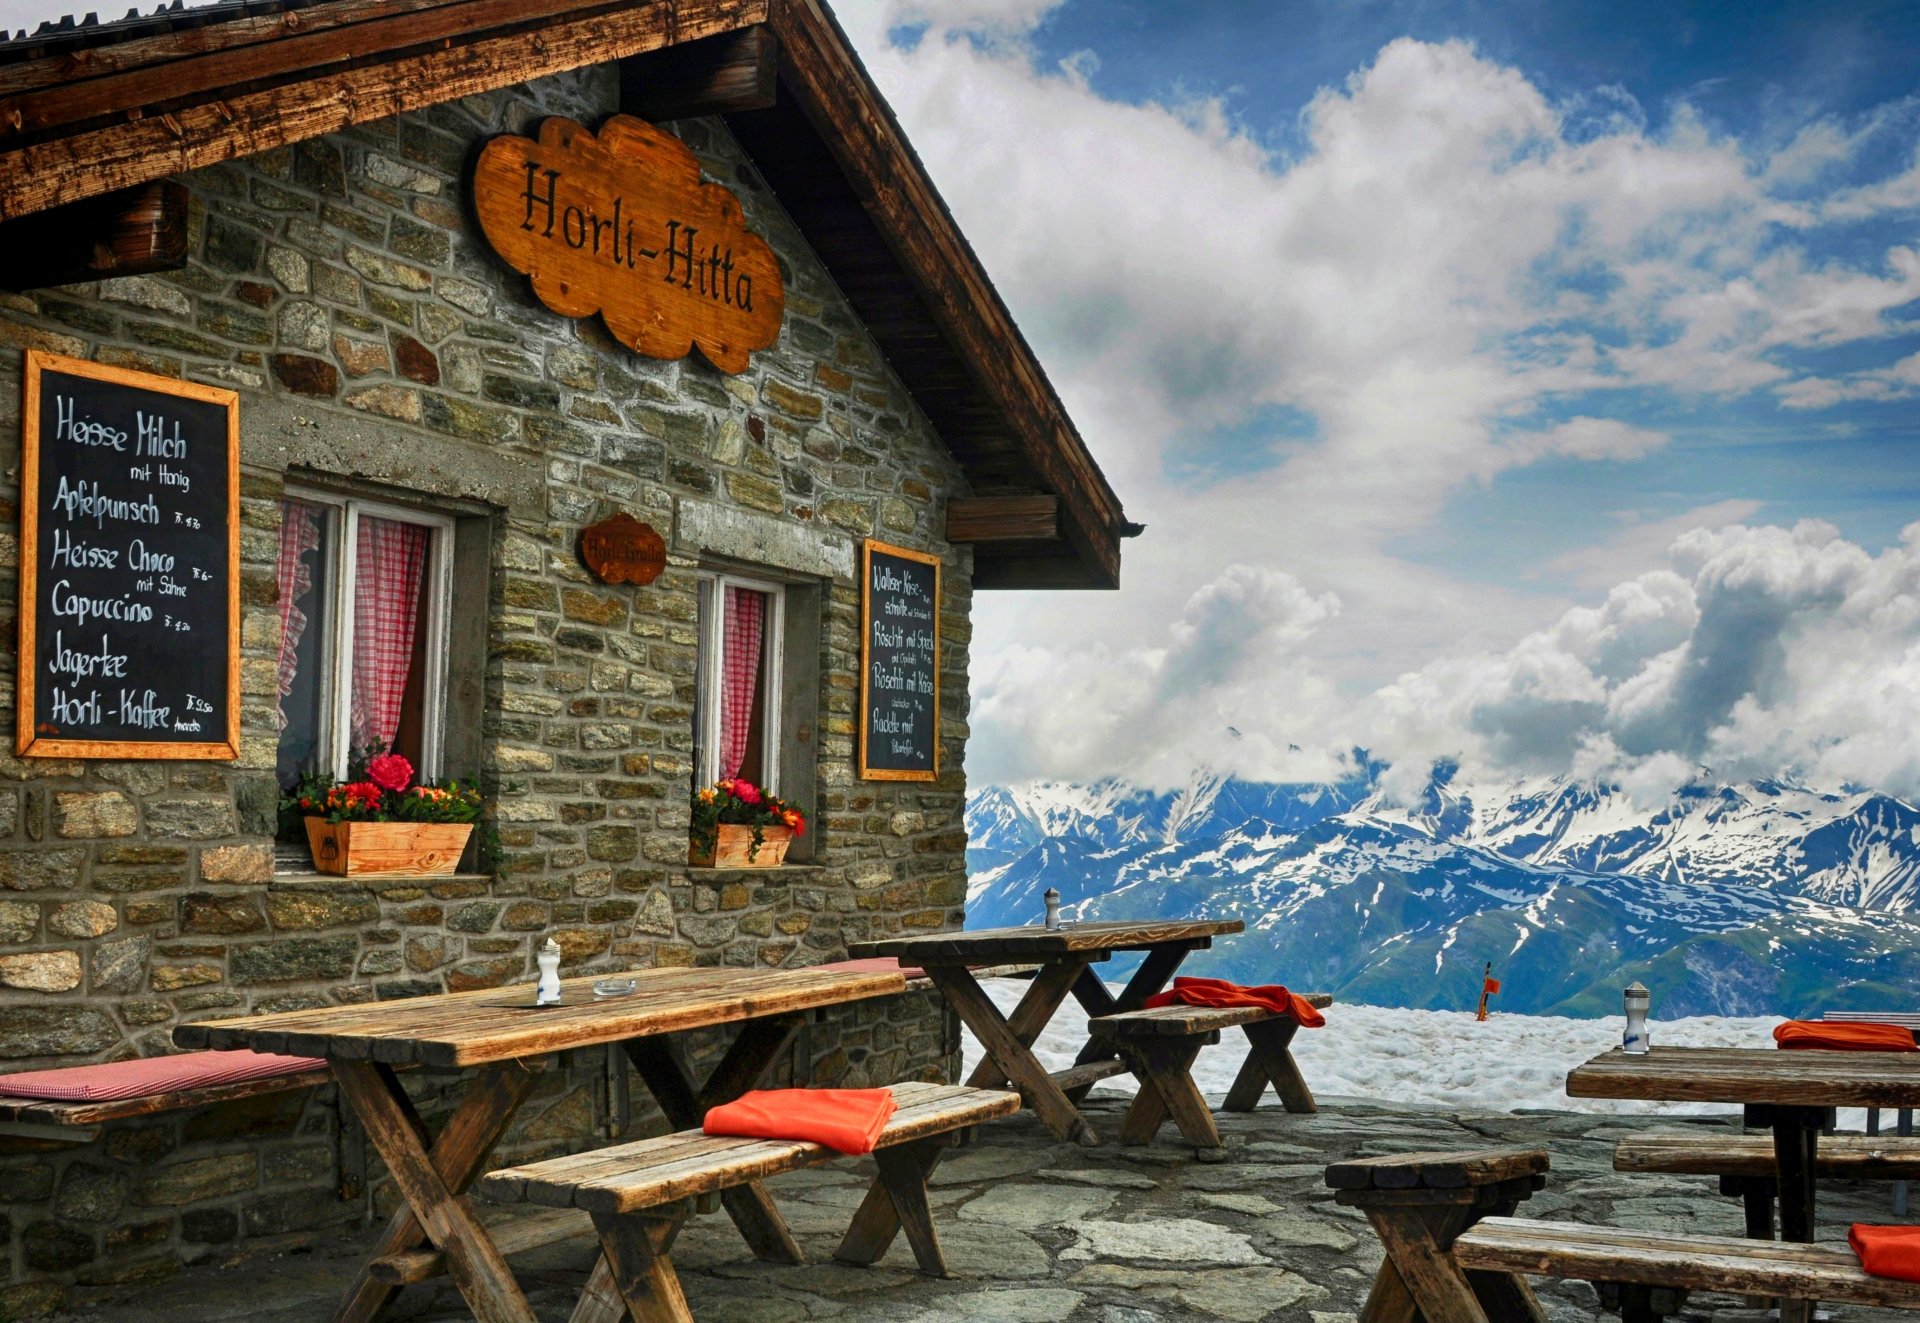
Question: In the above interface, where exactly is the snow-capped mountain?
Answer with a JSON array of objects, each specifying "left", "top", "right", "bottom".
[{"left": 965, "top": 767, "right": 1920, "bottom": 1017}]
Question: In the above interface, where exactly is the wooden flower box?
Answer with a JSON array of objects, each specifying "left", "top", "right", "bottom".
[
  {"left": 304, "top": 818, "right": 473, "bottom": 877},
  {"left": 688, "top": 824, "right": 792, "bottom": 869}
]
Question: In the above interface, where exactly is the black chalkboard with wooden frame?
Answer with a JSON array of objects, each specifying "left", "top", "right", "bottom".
[
  {"left": 17, "top": 352, "right": 240, "bottom": 759},
  {"left": 859, "top": 538, "right": 940, "bottom": 782}
]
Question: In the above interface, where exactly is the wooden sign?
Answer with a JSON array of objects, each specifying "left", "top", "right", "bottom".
[
  {"left": 472, "top": 115, "right": 785, "bottom": 374},
  {"left": 17, "top": 352, "right": 239, "bottom": 759},
  {"left": 579, "top": 512, "right": 666, "bottom": 586},
  {"left": 859, "top": 540, "right": 940, "bottom": 782}
]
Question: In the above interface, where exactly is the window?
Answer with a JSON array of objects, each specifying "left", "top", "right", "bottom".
[
  {"left": 274, "top": 488, "right": 455, "bottom": 790},
  {"left": 693, "top": 570, "right": 786, "bottom": 792}
]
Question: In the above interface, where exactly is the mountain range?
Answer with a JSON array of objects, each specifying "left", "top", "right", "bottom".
[{"left": 965, "top": 765, "right": 1920, "bottom": 1018}]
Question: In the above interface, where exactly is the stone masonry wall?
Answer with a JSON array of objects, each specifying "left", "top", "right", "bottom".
[{"left": 0, "top": 65, "right": 973, "bottom": 1314}]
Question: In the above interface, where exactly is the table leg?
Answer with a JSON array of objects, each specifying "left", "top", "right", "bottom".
[
  {"left": 1062, "top": 942, "right": 1200, "bottom": 1104},
  {"left": 963, "top": 958, "right": 1089, "bottom": 1091},
  {"left": 622, "top": 1015, "right": 808, "bottom": 1266},
  {"left": 939, "top": 962, "right": 1098, "bottom": 1144},
  {"left": 332, "top": 1061, "right": 539, "bottom": 1323},
  {"left": 1767, "top": 1109, "right": 1825, "bottom": 1323}
]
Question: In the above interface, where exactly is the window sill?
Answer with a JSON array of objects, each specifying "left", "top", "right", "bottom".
[{"left": 269, "top": 871, "right": 493, "bottom": 890}]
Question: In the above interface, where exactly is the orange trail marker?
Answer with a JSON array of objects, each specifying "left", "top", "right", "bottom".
[{"left": 1476, "top": 962, "right": 1501, "bottom": 1022}]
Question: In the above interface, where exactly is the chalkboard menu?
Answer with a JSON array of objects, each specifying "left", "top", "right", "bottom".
[
  {"left": 17, "top": 352, "right": 239, "bottom": 759},
  {"left": 859, "top": 539, "right": 940, "bottom": 781}
]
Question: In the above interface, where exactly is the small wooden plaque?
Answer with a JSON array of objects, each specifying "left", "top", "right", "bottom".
[{"left": 579, "top": 512, "right": 666, "bottom": 586}]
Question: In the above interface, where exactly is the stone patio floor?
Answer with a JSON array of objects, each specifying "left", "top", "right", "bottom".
[{"left": 61, "top": 1093, "right": 1916, "bottom": 1323}]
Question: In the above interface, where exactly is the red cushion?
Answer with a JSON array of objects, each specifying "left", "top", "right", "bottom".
[
  {"left": 816, "top": 956, "right": 928, "bottom": 981},
  {"left": 1776, "top": 1021, "right": 1918, "bottom": 1052},
  {"left": 704, "top": 1087, "right": 899, "bottom": 1155},
  {"left": 0, "top": 1050, "right": 326, "bottom": 1103}
]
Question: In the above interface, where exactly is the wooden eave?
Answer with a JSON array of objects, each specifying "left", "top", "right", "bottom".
[{"left": 0, "top": 0, "right": 1130, "bottom": 588}]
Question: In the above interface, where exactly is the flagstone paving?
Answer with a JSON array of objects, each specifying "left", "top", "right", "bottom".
[{"left": 59, "top": 1094, "right": 1918, "bottom": 1322}]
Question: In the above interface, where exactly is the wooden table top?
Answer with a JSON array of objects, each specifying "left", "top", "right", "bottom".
[
  {"left": 849, "top": 918, "right": 1243, "bottom": 964},
  {"left": 173, "top": 965, "right": 905, "bottom": 1069},
  {"left": 1567, "top": 1046, "right": 1920, "bottom": 1110}
]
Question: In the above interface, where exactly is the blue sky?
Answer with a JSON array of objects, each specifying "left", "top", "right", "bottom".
[{"left": 838, "top": 0, "right": 1920, "bottom": 798}]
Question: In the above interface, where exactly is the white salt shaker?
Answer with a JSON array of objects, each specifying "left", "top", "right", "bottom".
[
  {"left": 1623, "top": 981, "right": 1651, "bottom": 1054},
  {"left": 1043, "top": 887, "right": 1061, "bottom": 931},
  {"left": 536, "top": 938, "right": 563, "bottom": 1006}
]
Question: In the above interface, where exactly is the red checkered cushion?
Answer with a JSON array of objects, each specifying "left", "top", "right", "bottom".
[{"left": 0, "top": 1050, "right": 326, "bottom": 1103}]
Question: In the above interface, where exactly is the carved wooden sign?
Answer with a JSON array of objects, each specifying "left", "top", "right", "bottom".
[
  {"left": 579, "top": 512, "right": 666, "bottom": 586},
  {"left": 473, "top": 115, "right": 785, "bottom": 373}
]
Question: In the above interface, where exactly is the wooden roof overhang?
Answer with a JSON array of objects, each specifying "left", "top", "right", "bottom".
[{"left": 0, "top": 0, "right": 1133, "bottom": 588}]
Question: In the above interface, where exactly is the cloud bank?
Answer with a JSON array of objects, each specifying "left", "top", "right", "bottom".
[{"left": 835, "top": 5, "right": 1920, "bottom": 799}]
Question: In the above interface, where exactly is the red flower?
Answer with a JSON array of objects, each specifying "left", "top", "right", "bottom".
[
  {"left": 367, "top": 753, "right": 414, "bottom": 793},
  {"left": 732, "top": 781, "right": 761, "bottom": 805}
]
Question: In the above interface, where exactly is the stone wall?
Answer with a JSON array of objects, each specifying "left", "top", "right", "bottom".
[{"left": 0, "top": 65, "right": 972, "bottom": 1313}]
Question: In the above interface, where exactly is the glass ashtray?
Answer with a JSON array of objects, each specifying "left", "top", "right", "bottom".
[{"left": 592, "top": 977, "right": 639, "bottom": 998}]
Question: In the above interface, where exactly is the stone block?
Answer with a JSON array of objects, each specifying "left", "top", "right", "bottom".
[
  {"left": 445, "top": 957, "right": 521, "bottom": 991},
  {"left": 145, "top": 799, "right": 239, "bottom": 840},
  {"left": 91, "top": 936, "right": 149, "bottom": 994},
  {"left": 182, "top": 892, "right": 267, "bottom": 935},
  {"left": 0, "top": 847, "right": 86, "bottom": 891},
  {"left": 134, "top": 1153, "right": 258, "bottom": 1207},
  {"left": 22, "top": 1220, "right": 95, "bottom": 1272},
  {"left": 57, "top": 1165, "right": 129, "bottom": 1223},
  {"left": 200, "top": 844, "right": 273, "bottom": 883},
  {"left": 552, "top": 927, "right": 610, "bottom": 963},
  {"left": 0, "top": 949, "right": 81, "bottom": 991},
  {"left": 49, "top": 900, "right": 117, "bottom": 938},
  {"left": 0, "top": 1006, "right": 117, "bottom": 1056},
  {"left": 266, "top": 890, "right": 379, "bottom": 931},
  {"left": 151, "top": 964, "right": 224, "bottom": 991},
  {"left": 180, "top": 1208, "right": 239, "bottom": 1244},
  {"left": 230, "top": 936, "right": 358, "bottom": 984},
  {"left": 0, "top": 900, "right": 37, "bottom": 943}
]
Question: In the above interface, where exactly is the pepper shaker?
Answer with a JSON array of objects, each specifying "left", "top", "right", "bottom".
[
  {"left": 536, "top": 937, "right": 563, "bottom": 1006},
  {"left": 1043, "top": 887, "right": 1061, "bottom": 931},
  {"left": 1623, "top": 981, "right": 1651, "bottom": 1054}
]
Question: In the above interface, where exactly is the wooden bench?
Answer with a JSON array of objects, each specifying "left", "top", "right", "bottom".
[
  {"left": 0, "top": 1052, "right": 331, "bottom": 1145},
  {"left": 1088, "top": 993, "right": 1331, "bottom": 1153},
  {"left": 478, "top": 1081, "right": 1019, "bottom": 1322},
  {"left": 1328, "top": 1147, "right": 1551, "bottom": 1323},
  {"left": 1615, "top": 1132, "right": 1920, "bottom": 1239},
  {"left": 1454, "top": 1217, "right": 1920, "bottom": 1322}
]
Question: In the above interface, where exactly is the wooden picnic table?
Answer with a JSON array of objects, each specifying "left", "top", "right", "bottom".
[
  {"left": 1568, "top": 1045, "right": 1920, "bottom": 1323},
  {"left": 175, "top": 964, "right": 904, "bottom": 1323},
  {"left": 849, "top": 918, "right": 1243, "bottom": 1147}
]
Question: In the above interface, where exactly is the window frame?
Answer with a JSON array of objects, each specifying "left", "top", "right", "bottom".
[
  {"left": 281, "top": 482, "right": 457, "bottom": 784},
  {"left": 694, "top": 568, "right": 788, "bottom": 794}
]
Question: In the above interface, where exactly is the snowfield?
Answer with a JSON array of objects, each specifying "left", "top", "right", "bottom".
[{"left": 963, "top": 979, "right": 1795, "bottom": 1118}]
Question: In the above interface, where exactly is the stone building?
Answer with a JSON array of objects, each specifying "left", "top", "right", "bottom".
[{"left": 0, "top": 0, "right": 1131, "bottom": 1311}]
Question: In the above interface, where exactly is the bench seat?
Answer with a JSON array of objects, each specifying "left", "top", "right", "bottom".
[
  {"left": 1617, "top": 1132, "right": 1920, "bottom": 1180},
  {"left": 1086, "top": 992, "right": 1331, "bottom": 1152},
  {"left": 0, "top": 1050, "right": 329, "bottom": 1141},
  {"left": 478, "top": 1081, "right": 1018, "bottom": 1322},
  {"left": 1455, "top": 1216, "right": 1920, "bottom": 1315}
]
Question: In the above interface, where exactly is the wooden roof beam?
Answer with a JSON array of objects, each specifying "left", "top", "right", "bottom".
[
  {"left": 0, "top": 0, "right": 771, "bottom": 222},
  {"left": 0, "top": 180, "right": 186, "bottom": 290},
  {"left": 946, "top": 495, "right": 1056, "bottom": 544},
  {"left": 621, "top": 25, "right": 779, "bottom": 121}
]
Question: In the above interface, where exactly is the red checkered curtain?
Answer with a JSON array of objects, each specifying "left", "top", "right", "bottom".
[
  {"left": 720, "top": 586, "right": 766, "bottom": 779},
  {"left": 350, "top": 515, "right": 429, "bottom": 750},
  {"left": 274, "top": 500, "right": 323, "bottom": 731}
]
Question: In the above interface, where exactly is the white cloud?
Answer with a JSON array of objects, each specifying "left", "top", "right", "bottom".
[{"left": 827, "top": 6, "right": 1920, "bottom": 797}]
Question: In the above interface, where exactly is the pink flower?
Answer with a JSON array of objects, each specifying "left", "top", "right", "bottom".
[
  {"left": 732, "top": 780, "right": 761, "bottom": 805},
  {"left": 366, "top": 753, "right": 414, "bottom": 793}
]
